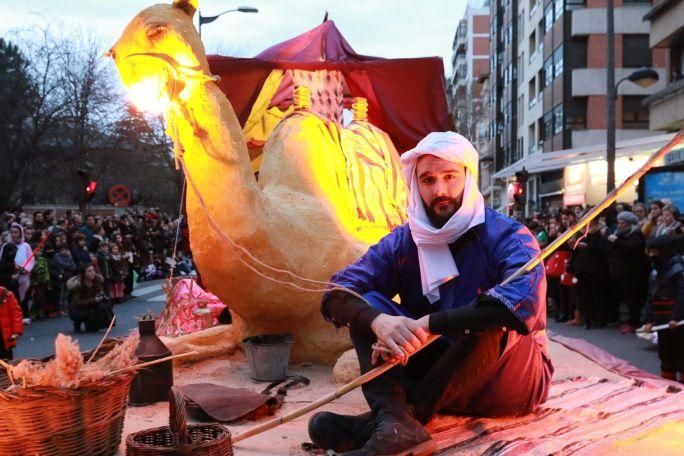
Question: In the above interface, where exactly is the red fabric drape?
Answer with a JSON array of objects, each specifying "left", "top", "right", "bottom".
[{"left": 207, "top": 21, "right": 451, "bottom": 153}]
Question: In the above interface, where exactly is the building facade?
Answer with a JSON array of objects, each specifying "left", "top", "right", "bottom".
[
  {"left": 490, "top": 0, "right": 667, "bottom": 214},
  {"left": 449, "top": 1, "right": 492, "bottom": 197},
  {"left": 643, "top": 0, "right": 684, "bottom": 135}
]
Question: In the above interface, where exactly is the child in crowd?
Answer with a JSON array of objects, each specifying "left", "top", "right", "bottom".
[
  {"left": 0, "top": 286, "right": 23, "bottom": 360},
  {"left": 108, "top": 244, "right": 127, "bottom": 303}
]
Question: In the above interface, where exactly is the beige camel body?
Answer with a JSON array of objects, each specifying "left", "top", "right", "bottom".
[{"left": 110, "top": 0, "right": 407, "bottom": 363}]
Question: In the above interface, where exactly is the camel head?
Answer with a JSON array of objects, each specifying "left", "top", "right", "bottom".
[{"left": 108, "top": 0, "right": 212, "bottom": 113}]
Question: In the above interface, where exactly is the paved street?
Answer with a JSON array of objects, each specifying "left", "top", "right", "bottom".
[
  {"left": 548, "top": 319, "right": 660, "bottom": 375},
  {"left": 14, "top": 280, "right": 167, "bottom": 360}
]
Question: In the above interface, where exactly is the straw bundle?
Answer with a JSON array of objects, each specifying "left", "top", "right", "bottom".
[{"left": 1, "top": 334, "right": 140, "bottom": 390}]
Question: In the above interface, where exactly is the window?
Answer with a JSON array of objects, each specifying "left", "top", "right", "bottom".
[
  {"left": 623, "top": 35, "right": 652, "bottom": 68},
  {"left": 554, "top": 0, "right": 563, "bottom": 20},
  {"left": 566, "top": 98, "right": 587, "bottom": 130},
  {"left": 544, "top": 56, "right": 554, "bottom": 87},
  {"left": 622, "top": 96, "right": 649, "bottom": 129},
  {"left": 529, "top": 78, "right": 537, "bottom": 107},
  {"left": 530, "top": 0, "right": 539, "bottom": 17},
  {"left": 553, "top": 45, "right": 563, "bottom": 78},
  {"left": 543, "top": 111, "right": 553, "bottom": 140},
  {"left": 566, "top": 0, "right": 585, "bottom": 9},
  {"left": 544, "top": 3, "right": 554, "bottom": 32},
  {"left": 553, "top": 104, "right": 563, "bottom": 134}
]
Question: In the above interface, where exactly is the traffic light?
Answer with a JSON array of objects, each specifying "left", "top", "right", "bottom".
[
  {"left": 512, "top": 181, "right": 525, "bottom": 205},
  {"left": 85, "top": 180, "right": 98, "bottom": 202},
  {"left": 513, "top": 168, "right": 528, "bottom": 206},
  {"left": 78, "top": 168, "right": 98, "bottom": 203}
]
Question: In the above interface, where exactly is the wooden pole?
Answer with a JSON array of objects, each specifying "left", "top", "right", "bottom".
[{"left": 233, "top": 131, "right": 684, "bottom": 445}]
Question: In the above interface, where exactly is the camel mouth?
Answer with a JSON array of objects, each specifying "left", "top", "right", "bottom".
[
  {"left": 127, "top": 75, "right": 173, "bottom": 113},
  {"left": 114, "top": 52, "right": 175, "bottom": 113}
]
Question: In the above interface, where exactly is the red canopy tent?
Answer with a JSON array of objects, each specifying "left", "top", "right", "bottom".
[{"left": 207, "top": 20, "right": 452, "bottom": 153}]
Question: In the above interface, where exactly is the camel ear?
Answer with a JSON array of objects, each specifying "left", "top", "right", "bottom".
[{"left": 173, "top": 0, "right": 198, "bottom": 17}]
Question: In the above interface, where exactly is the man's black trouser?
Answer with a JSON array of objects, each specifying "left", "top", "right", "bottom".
[
  {"left": 657, "top": 326, "right": 684, "bottom": 376},
  {"left": 351, "top": 325, "right": 551, "bottom": 424},
  {"left": 621, "top": 274, "right": 647, "bottom": 328}
]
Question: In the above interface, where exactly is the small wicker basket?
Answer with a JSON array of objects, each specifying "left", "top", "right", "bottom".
[
  {"left": 126, "top": 386, "right": 233, "bottom": 456},
  {"left": 0, "top": 339, "right": 135, "bottom": 456}
]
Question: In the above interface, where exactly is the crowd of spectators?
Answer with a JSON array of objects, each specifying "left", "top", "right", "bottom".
[
  {"left": 0, "top": 207, "right": 193, "bottom": 335},
  {"left": 525, "top": 200, "right": 684, "bottom": 381}
]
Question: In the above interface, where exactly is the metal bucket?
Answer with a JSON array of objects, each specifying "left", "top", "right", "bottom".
[{"left": 242, "top": 334, "right": 294, "bottom": 382}]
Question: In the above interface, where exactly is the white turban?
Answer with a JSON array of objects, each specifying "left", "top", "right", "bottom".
[{"left": 400, "top": 132, "right": 485, "bottom": 304}]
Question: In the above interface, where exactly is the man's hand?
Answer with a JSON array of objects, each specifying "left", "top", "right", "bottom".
[
  {"left": 643, "top": 323, "right": 653, "bottom": 333},
  {"left": 607, "top": 234, "right": 617, "bottom": 243},
  {"left": 9, "top": 333, "right": 19, "bottom": 341},
  {"left": 370, "top": 314, "right": 429, "bottom": 364},
  {"left": 668, "top": 320, "right": 678, "bottom": 330}
]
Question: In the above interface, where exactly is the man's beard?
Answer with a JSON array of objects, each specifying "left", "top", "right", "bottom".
[{"left": 424, "top": 196, "right": 461, "bottom": 228}]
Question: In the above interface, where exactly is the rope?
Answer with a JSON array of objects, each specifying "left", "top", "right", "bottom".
[{"left": 166, "top": 178, "right": 186, "bottom": 286}]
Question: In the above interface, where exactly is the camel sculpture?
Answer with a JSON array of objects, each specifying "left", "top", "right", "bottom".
[{"left": 109, "top": 0, "right": 407, "bottom": 363}]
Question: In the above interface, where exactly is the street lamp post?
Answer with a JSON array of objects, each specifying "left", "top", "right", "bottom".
[
  {"left": 606, "top": 41, "right": 659, "bottom": 194},
  {"left": 198, "top": 6, "right": 259, "bottom": 38}
]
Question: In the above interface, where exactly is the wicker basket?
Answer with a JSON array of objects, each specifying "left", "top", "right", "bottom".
[
  {"left": 126, "top": 386, "right": 233, "bottom": 456},
  {"left": 0, "top": 339, "right": 135, "bottom": 456}
]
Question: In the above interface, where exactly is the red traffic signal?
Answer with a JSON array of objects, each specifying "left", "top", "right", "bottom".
[
  {"left": 85, "top": 180, "right": 98, "bottom": 194},
  {"left": 512, "top": 181, "right": 525, "bottom": 204}
]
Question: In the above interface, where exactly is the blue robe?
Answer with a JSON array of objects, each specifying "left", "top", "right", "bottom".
[{"left": 324, "top": 208, "right": 553, "bottom": 414}]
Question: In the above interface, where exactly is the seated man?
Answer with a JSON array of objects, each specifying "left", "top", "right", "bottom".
[{"left": 308, "top": 132, "right": 553, "bottom": 455}]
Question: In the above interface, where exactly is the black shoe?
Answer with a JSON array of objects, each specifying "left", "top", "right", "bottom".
[
  {"left": 73, "top": 321, "right": 82, "bottom": 333},
  {"left": 341, "top": 410, "right": 436, "bottom": 456},
  {"left": 308, "top": 411, "right": 375, "bottom": 453}
]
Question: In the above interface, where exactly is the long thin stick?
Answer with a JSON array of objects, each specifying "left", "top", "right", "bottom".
[
  {"left": 87, "top": 316, "right": 117, "bottom": 363},
  {"left": 232, "top": 131, "right": 684, "bottom": 445},
  {"left": 107, "top": 350, "right": 198, "bottom": 377},
  {"left": 637, "top": 320, "right": 684, "bottom": 333}
]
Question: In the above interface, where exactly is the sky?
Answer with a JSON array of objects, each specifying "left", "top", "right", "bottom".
[{"left": 0, "top": 0, "right": 469, "bottom": 75}]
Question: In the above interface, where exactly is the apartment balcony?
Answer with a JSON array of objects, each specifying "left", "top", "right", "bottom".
[
  {"left": 644, "top": 78, "right": 684, "bottom": 131},
  {"left": 571, "top": 68, "right": 667, "bottom": 97},
  {"left": 645, "top": 0, "right": 684, "bottom": 47},
  {"left": 571, "top": 5, "right": 651, "bottom": 36},
  {"left": 528, "top": 93, "right": 543, "bottom": 120},
  {"left": 453, "top": 20, "right": 467, "bottom": 52}
]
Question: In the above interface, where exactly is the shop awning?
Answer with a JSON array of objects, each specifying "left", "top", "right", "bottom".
[{"left": 492, "top": 133, "right": 679, "bottom": 179}]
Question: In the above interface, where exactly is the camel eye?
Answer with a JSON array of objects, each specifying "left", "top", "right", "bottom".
[{"left": 146, "top": 24, "right": 168, "bottom": 41}]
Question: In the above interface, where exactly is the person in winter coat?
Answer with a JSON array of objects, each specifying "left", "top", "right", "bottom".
[
  {"left": 70, "top": 234, "right": 92, "bottom": 269},
  {"left": 67, "top": 264, "right": 111, "bottom": 333},
  {"left": 644, "top": 235, "right": 684, "bottom": 383},
  {"left": 568, "top": 218, "right": 610, "bottom": 328},
  {"left": 0, "top": 243, "right": 20, "bottom": 300},
  {"left": 96, "top": 242, "right": 112, "bottom": 299},
  {"left": 654, "top": 206, "right": 683, "bottom": 238},
  {"left": 108, "top": 244, "right": 127, "bottom": 302},
  {"left": 0, "top": 286, "right": 23, "bottom": 360},
  {"left": 0, "top": 223, "right": 35, "bottom": 321},
  {"left": 49, "top": 244, "right": 78, "bottom": 313},
  {"left": 607, "top": 211, "right": 649, "bottom": 334}
]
